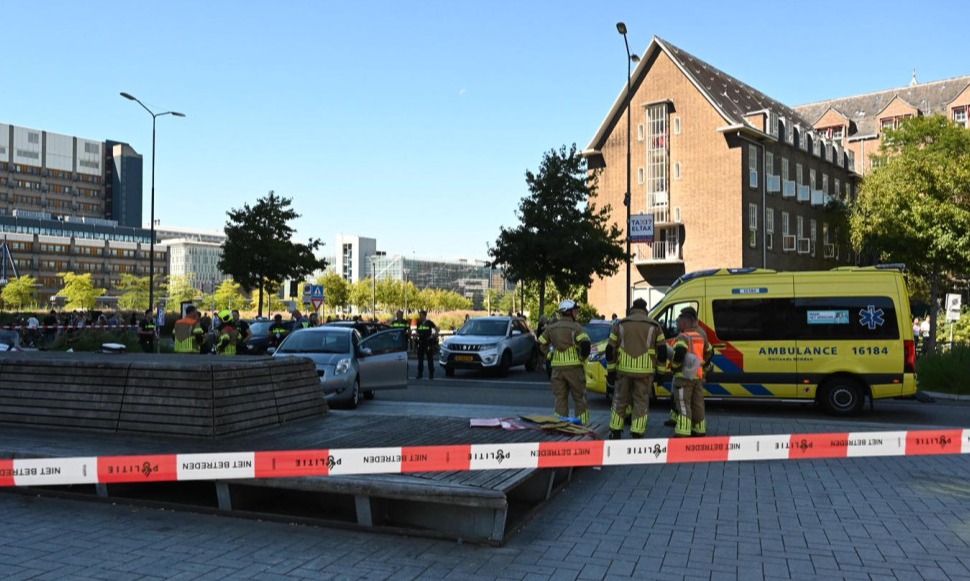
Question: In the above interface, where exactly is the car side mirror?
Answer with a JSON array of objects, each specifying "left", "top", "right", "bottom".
[
  {"left": 359, "top": 347, "right": 373, "bottom": 357},
  {"left": 266, "top": 347, "right": 276, "bottom": 355},
  {"left": 511, "top": 330, "right": 522, "bottom": 337}
]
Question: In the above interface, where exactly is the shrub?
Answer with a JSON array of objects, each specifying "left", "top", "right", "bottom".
[{"left": 916, "top": 345, "right": 970, "bottom": 394}]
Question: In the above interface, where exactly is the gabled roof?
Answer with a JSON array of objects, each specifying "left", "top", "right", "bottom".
[
  {"left": 793, "top": 76, "right": 970, "bottom": 137},
  {"left": 585, "top": 36, "right": 814, "bottom": 153}
]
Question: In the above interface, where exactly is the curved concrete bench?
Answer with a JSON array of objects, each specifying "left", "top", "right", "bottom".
[{"left": 0, "top": 353, "right": 326, "bottom": 438}]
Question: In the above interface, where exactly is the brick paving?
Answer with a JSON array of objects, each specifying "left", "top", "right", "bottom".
[{"left": 2, "top": 410, "right": 970, "bottom": 580}]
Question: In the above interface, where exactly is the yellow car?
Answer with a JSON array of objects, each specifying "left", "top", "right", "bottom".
[{"left": 583, "top": 320, "right": 616, "bottom": 399}]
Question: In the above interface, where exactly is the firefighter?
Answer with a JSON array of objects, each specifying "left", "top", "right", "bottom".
[
  {"left": 215, "top": 310, "right": 239, "bottom": 355},
  {"left": 415, "top": 310, "right": 438, "bottom": 380},
  {"left": 268, "top": 314, "right": 289, "bottom": 349},
  {"left": 173, "top": 306, "right": 206, "bottom": 354},
  {"left": 138, "top": 309, "right": 156, "bottom": 353},
  {"left": 605, "top": 298, "right": 666, "bottom": 439},
  {"left": 538, "top": 300, "right": 592, "bottom": 424},
  {"left": 671, "top": 306, "right": 713, "bottom": 437}
]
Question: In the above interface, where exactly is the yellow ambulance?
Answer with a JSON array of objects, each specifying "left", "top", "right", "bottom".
[{"left": 649, "top": 265, "right": 917, "bottom": 415}]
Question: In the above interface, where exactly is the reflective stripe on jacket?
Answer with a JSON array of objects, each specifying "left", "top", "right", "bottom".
[
  {"left": 608, "top": 310, "right": 665, "bottom": 375},
  {"left": 173, "top": 318, "right": 204, "bottom": 353},
  {"left": 538, "top": 320, "right": 589, "bottom": 367},
  {"left": 673, "top": 329, "right": 710, "bottom": 379}
]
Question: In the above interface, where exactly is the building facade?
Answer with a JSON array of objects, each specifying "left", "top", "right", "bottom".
[
  {"left": 366, "top": 254, "right": 508, "bottom": 309},
  {"left": 584, "top": 37, "right": 860, "bottom": 316},
  {"left": 793, "top": 74, "right": 970, "bottom": 176},
  {"left": 165, "top": 238, "right": 226, "bottom": 291},
  {"left": 336, "top": 234, "right": 377, "bottom": 283}
]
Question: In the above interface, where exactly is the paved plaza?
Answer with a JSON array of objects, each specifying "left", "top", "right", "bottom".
[{"left": 2, "top": 407, "right": 970, "bottom": 580}]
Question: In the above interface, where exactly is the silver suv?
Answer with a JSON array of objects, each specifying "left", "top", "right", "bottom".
[{"left": 438, "top": 316, "right": 538, "bottom": 377}]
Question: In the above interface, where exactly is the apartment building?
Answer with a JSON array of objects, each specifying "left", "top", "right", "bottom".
[
  {"left": 583, "top": 37, "right": 860, "bottom": 316},
  {"left": 794, "top": 73, "right": 970, "bottom": 176}
]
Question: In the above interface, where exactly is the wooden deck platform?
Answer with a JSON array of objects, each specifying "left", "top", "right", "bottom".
[{"left": 0, "top": 410, "right": 607, "bottom": 544}]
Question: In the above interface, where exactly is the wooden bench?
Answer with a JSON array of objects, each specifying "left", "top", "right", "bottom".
[{"left": 0, "top": 353, "right": 325, "bottom": 438}]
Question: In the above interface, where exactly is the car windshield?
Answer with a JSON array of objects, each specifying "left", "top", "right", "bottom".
[
  {"left": 457, "top": 320, "right": 508, "bottom": 337},
  {"left": 278, "top": 331, "right": 349, "bottom": 354},
  {"left": 585, "top": 324, "right": 613, "bottom": 343},
  {"left": 249, "top": 321, "right": 272, "bottom": 336}
]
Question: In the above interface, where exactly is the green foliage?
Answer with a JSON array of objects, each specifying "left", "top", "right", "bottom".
[
  {"left": 115, "top": 274, "right": 150, "bottom": 311},
  {"left": 316, "top": 271, "right": 350, "bottom": 313},
  {"left": 349, "top": 278, "right": 374, "bottom": 313},
  {"left": 57, "top": 272, "right": 106, "bottom": 311},
  {"left": 247, "top": 279, "right": 289, "bottom": 314},
  {"left": 489, "top": 143, "right": 626, "bottom": 315},
  {"left": 916, "top": 345, "right": 970, "bottom": 395},
  {"left": 936, "top": 309, "right": 970, "bottom": 345},
  {"left": 851, "top": 115, "right": 970, "bottom": 354},
  {"left": 166, "top": 275, "right": 199, "bottom": 310},
  {"left": 212, "top": 279, "right": 248, "bottom": 311},
  {"left": 219, "top": 191, "right": 328, "bottom": 316},
  {"left": 1, "top": 275, "right": 38, "bottom": 309}
]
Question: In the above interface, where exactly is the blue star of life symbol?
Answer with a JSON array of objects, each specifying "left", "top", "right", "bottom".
[{"left": 859, "top": 305, "right": 885, "bottom": 330}]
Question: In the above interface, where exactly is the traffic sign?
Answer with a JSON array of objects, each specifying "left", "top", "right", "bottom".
[
  {"left": 310, "top": 285, "right": 324, "bottom": 311},
  {"left": 946, "top": 293, "right": 962, "bottom": 323}
]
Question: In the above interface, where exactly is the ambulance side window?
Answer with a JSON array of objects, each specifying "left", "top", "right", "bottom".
[
  {"left": 712, "top": 298, "right": 795, "bottom": 341},
  {"left": 655, "top": 301, "right": 699, "bottom": 339},
  {"left": 795, "top": 296, "right": 898, "bottom": 340}
]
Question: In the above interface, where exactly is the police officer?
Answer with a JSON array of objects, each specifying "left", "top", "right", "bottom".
[
  {"left": 671, "top": 306, "right": 713, "bottom": 437},
  {"left": 605, "top": 298, "right": 666, "bottom": 439},
  {"left": 269, "top": 314, "right": 290, "bottom": 349},
  {"left": 538, "top": 300, "right": 592, "bottom": 424},
  {"left": 138, "top": 308, "right": 156, "bottom": 353},
  {"left": 415, "top": 310, "right": 438, "bottom": 380},
  {"left": 390, "top": 310, "right": 410, "bottom": 329},
  {"left": 215, "top": 310, "right": 239, "bottom": 356},
  {"left": 173, "top": 306, "right": 206, "bottom": 354}
]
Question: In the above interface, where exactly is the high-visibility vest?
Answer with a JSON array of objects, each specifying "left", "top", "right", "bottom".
[
  {"left": 174, "top": 318, "right": 203, "bottom": 353},
  {"left": 218, "top": 327, "right": 239, "bottom": 356},
  {"left": 674, "top": 330, "right": 707, "bottom": 379}
]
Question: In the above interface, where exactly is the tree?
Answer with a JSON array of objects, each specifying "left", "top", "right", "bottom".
[
  {"left": 219, "top": 191, "right": 328, "bottom": 317},
  {"left": 851, "top": 115, "right": 970, "bottom": 354},
  {"left": 316, "top": 271, "right": 350, "bottom": 315},
  {"left": 248, "top": 279, "right": 289, "bottom": 315},
  {"left": 213, "top": 279, "right": 248, "bottom": 312},
  {"left": 115, "top": 274, "right": 150, "bottom": 312},
  {"left": 349, "top": 278, "right": 373, "bottom": 314},
  {"left": 1, "top": 275, "right": 38, "bottom": 309},
  {"left": 489, "top": 143, "right": 626, "bottom": 316},
  {"left": 57, "top": 272, "right": 106, "bottom": 311},
  {"left": 166, "top": 275, "right": 199, "bottom": 311}
]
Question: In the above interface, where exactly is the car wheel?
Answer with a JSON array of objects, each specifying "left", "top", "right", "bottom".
[
  {"left": 819, "top": 377, "right": 865, "bottom": 416},
  {"left": 497, "top": 351, "right": 512, "bottom": 377},
  {"left": 364, "top": 390, "right": 375, "bottom": 400},
  {"left": 345, "top": 378, "right": 360, "bottom": 410},
  {"left": 445, "top": 365, "right": 455, "bottom": 377}
]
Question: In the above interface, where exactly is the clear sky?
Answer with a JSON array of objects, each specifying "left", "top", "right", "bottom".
[{"left": 3, "top": 1, "right": 967, "bottom": 262}]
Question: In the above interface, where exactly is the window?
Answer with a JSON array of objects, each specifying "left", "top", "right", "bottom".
[
  {"left": 84, "top": 142, "right": 100, "bottom": 154},
  {"left": 810, "top": 169, "right": 816, "bottom": 190},
  {"left": 782, "top": 211, "right": 790, "bottom": 236},
  {"left": 646, "top": 103, "right": 670, "bottom": 222},
  {"left": 834, "top": 179, "right": 840, "bottom": 198},
  {"left": 796, "top": 163, "right": 803, "bottom": 185},
  {"left": 748, "top": 145, "right": 758, "bottom": 188},
  {"left": 781, "top": 157, "right": 789, "bottom": 180},
  {"left": 673, "top": 117, "right": 681, "bottom": 135},
  {"left": 832, "top": 126, "right": 844, "bottom": 143},
  {"left": 637, "top": 123, "right": 644, "bottom": 142},
  {"left": 766, "top": 151, "right": 774, "bottom": 176},
  {"left": 674, "top": 162, "right": 681, "bottom": 180},
  {"left": 810, "top": 219, "right": 817, "bottom": 256},
  {"left": 954, "top": 106, "right": 968, "bottom": 128},
  {"left": 28, "top": 132, "right": 39, "bottom": 144},
  {"left": 822, "top": 174, "right": 828, "bottom": 195},
  {"left": 823, "top": 222, "right": 830, "bottom": 244},
  {"left": 712, "top": 298, "right": 793, "bottom": 341},
  {"left": 765, "top": 208, "right": 774, "bottom": 250},
  {"left": 712, "top": 296, "right": 899, "bottom": 341},
  {"left": 637, "top": 167, "right": 645, "bottom": 184},
  {"left": 653, "top": 300, "right": 701, "bottom": 339},
  {"left": 749, "top": 203, "right": 758, "bottom": 248},
  {"left": 797, "top": 215, "right": 805, "bottom": 240}
]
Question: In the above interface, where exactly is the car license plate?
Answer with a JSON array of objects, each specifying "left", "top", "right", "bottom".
[{"left": 456, "top": 355, "right": 474, "bottom": 362}]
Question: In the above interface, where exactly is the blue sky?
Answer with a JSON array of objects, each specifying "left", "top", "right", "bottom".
[{"left": 3, "top": 1, "right": 967, "bottom": 261}]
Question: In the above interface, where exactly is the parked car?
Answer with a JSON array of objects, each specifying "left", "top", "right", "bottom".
[
  {"left": 0, "top": 330, "right": 22, "bottom": 352},
  {"left": 240, "top": 319, "right": 298, "bottom": 355},
  {"left": 271, "top": 326, "right": 409, "bottom": 408},
  {"left": 584, "top": 319, "right": 617, "bottom": 399},
  {"left": 438, "top": 316, "right": 538, "bottom": 377},
  {"left": 324, "top": 320, "right": 391, "bottom": 338}
]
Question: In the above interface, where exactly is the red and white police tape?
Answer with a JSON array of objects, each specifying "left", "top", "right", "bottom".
[
  {"left": 2, "top": 429, "right": 968, "bottom": 488},
  {"left": 1, "top": 324, "right": 139, "bottom": 331}
]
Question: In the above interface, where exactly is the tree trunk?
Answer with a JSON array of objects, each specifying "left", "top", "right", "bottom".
[
  {"left": 538, "top": 279, "right": 546, "bottom": 319},
  {"left": 257, "top": 280, "right": 265, "bottom": 318},
  {"left": 928, "top": 272, "right": 939, "bottom": 356}
]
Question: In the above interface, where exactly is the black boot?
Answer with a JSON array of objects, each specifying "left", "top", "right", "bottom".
[
  {"left": 609, "top": 430, "right": 623, "bottom": 440},
  {"left": 630, "top": 432, "right": 643, "bottom": 439}
]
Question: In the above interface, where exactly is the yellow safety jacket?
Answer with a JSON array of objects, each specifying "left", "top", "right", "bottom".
[
  {"left": 538, "top": 320, "right": 590, "bottom": 368},
  {"left": 173, "top": 317, "right": 204, "bottom": 353},
  {"left": 217, "top": 326, "right": 239, "bottom": 356},
  {"left": 608, "top": 310, "right": 665, "bottom": 376}
]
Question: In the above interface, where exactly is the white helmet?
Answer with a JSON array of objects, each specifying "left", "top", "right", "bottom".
[{"left": 558, "top": 300, "right": 578, "bottom": 313}]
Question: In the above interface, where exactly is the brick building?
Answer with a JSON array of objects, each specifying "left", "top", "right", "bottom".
[
  {"left": 583, "top": 37, "right": 860, "bottom": 317},
  {"left": 793, "top": 73, "right": 970, "bottom": 176}
]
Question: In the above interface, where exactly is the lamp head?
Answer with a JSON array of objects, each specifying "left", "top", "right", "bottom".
[
  {"left": 120, "top": 92, "right": 136, "bottom": 101},
  {"left": 616, "top": 22, "right": 627, "bottom": 35},
  {"left": 631, "top": 53, "right": 640, "bottom": 63},
  {"left": 171, "top": 112, "right": 186, "bottom": 118}
]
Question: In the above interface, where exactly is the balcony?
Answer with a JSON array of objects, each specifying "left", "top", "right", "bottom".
[
  {"left": 648, "top": 191, "right": 669, "bottom": 224},
  {"left": 633, "top": 239, "right": 682, "bottom": 264}
]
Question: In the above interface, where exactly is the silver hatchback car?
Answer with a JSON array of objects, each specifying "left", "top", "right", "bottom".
[{"left": 271, "top": 326, "right": 409, "bottom": 408}]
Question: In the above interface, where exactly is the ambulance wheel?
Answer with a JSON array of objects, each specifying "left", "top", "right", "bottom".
[{"left": 820, "top": 377, "right": 865, "bottom": 416}]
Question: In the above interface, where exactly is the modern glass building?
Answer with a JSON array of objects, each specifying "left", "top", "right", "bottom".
[{"left": 365, "top": 254, "right": 508, "bottom": 310}]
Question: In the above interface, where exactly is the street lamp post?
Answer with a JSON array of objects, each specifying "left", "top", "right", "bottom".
[
  {"left": 120, "top": 92, "right": 184, "bottom": 314},
  {"left": 616, "top": 23, "right": 639, "bottom": 308}
]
